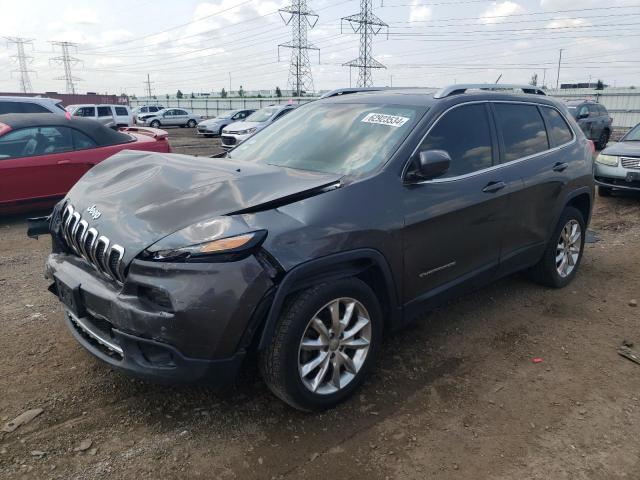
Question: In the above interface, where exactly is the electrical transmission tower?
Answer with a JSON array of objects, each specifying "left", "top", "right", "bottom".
[
  {"left": 278, "top": 0, "right": 319, "bottom": 97},
  {"left": 49, "top": 41, "right": 83, "bottom": 94},
  {"left": 342, "top": 0, "right": 388, "bottom": 87},
  {"left": 5, "top": 37, "right": 35, "bottom": 93},
  {"left": 144, "top": 74, "right": 154, "bottom": 98}
]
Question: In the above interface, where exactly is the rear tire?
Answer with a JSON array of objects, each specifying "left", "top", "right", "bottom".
[
  {"left": 259, "top": 278, "right": 383, "bottom": 411},
  {"left": 187, "top": 119, "right": 197, "bottom": 128},
  {"left": 598, "top": 186, "right": 613, "bottom": 197},
  {"left": 530, "top": 206, "right": 586, "bottom": 288}
]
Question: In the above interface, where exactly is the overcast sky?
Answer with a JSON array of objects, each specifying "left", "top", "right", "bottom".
[{"left": 1, "top": 0, "right": 638, "bottom": 95}]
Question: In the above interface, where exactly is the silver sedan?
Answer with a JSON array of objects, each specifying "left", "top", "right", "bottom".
[{"left": 137, "top": 108, "right": 200, "bottom": 128}]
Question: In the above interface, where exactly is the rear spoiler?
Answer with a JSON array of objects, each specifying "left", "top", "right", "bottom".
[{"left": 119, "top": 126, "right": 168, "bottom": 139}]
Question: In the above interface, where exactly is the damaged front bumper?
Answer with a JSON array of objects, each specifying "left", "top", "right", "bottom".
[{"left": 45, "top": 251, "right": 274, "bottom": 386}]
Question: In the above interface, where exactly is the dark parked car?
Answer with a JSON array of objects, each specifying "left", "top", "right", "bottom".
[
  {"left": 33, "top": 84, "right": 594, "bottom": 411},
  {"left": 594, "top": 121, "right": 640, "bottom": 196},
  {"left": 565, "top": 99, "right": 612, "bottom": 149}
]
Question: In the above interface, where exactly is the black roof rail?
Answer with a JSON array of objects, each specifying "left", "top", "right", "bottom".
[
  {"left": 433, "top": 83, "right": 546, "bottom": 99},
  {"left": 318, "top": 87, "right": 392, "bottom": 99}
]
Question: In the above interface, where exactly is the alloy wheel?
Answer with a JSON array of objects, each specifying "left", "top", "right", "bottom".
[
  {"left": 556, "top": 219, "right": 582, "bottom": 278},
  {"left": 297, "top": 297, "right": 371, "bottom": 395}
]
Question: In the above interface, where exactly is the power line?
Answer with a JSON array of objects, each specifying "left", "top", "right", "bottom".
[
  {"left": 278, "top": 0, "right": 320, "bottom": 96},
  {"left": 342, "top": 0, "right": 389, "bottom": 87},
  {"left": 5, "top": 37, "right": 35, "bottom": 93},
  {"left": 49, "top": 41, "right": 83, "bottom": 94}
]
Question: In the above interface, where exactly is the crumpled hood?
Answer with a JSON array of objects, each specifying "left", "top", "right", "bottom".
[
  {"left": 601, "top": 141, "right": 640, "bottom": 157},
  {"left": 63, "top": 150, "right": 342, "bottom": 263}
]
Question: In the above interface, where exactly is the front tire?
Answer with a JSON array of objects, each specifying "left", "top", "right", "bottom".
[
  {"left": 530, "top": 206, "right": 586, "bottom": 288},
  {"left": 259, "top": 278, "right": 383, "bottom": 411},
  {"left": 149, "top": 120, "right": 160, "bottom": 128}
]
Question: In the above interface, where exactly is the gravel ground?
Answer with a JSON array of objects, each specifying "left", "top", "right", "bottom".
[{"left": 1, "top": 127, "right": 639, "bottom": 479}]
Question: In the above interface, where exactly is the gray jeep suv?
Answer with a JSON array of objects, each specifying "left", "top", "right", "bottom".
[
  {"left": 31, "top": 84, "right": 595, "bottom": 411},
  {"left": 566, "top": 99, "right": 612, "bottom": 149}
]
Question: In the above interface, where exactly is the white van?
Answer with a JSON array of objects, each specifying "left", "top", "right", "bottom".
[{"left": 66, "top": 104, "right": 133, "bottom": 126}]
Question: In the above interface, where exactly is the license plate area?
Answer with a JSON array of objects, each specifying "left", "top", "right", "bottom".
[{"left": 54, "top": 273, "right": 85, "bottom": 317}]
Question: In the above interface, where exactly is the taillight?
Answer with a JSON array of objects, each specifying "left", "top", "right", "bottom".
[
  {"left": 588, "top": 140, "right": 596, "bottom": 155},
  {"left": 0, "top": 122, "right": 12, "bottom": 136}
]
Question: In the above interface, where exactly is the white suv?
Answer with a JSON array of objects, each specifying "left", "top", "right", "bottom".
[
  {"left": 66, "top": 104, "right": 133, "bottom": 127},
  {"left": 0, "top": 96, "right": 66, "bottom": 115}
]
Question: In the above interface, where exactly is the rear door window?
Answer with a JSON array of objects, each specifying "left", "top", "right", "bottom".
[
  {"left": 97, "top": 106, "right": 112, "bottom": 117},
  {"left": 540, "top": 107, "right": 574, "bottom": 147},
  {"left": 115, "top": 107, "right": 128, "bottom": 116},
  {"left": 418, "top": 103, "right": 494, "bottom": 178},
  {"left": 493, "top": 103, "right": 549, "bottom": 162},
  {"left": 21, "top": 102, "right": 50, "bottom": 113}
]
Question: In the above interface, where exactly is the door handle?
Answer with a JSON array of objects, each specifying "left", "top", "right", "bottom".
[
  {"left": 552, "top": 162, "right": 568, "bottom": 172},
  {"left": 57, "top": 159, "right": 71, "bottom": 165},
  {"left": 482, "top": 181, "right": 506, "bottom": 193}
]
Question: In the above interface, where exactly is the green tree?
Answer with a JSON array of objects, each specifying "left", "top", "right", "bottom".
[
  {"left": 275, "top": 86, "right": 282, "bottom": 98},
  {"left": 190, "top": 92, "right": 195, "bottom": 99},
  {"left": 176, "top": 90, "right": 184, "bottom": 99},
  {"left": 596, "top": 80, "right": 604, "bottom": 90},
  {"left": 221, "top": 87, "right": 227, "bottom": 98},
  {"left": 238, "top": 85, "right": 245, "bottom": 97},
  {"left": 165, "top": 94, "right": 170, "bottom": 100},
  {"left": 529, "top": 73, "right": 538, "bottom": 86}
]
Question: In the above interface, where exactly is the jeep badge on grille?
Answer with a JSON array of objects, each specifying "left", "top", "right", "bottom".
[{"left": 86, "top": 205, "right": 102, "bottom": 220}]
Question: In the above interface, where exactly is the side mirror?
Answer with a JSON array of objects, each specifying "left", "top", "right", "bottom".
[
  {"left": 409, "top": 150, "right": 451, "bottom": 181},
  {"left": 577, "top": 111, "right": 589, "bottom": 120}
]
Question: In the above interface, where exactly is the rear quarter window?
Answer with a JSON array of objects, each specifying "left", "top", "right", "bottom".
[
  {"left": 494, "top": 103, "right": 549, "bottom": 162},
  {"left": 97, "top": 106, "right": 112, "bottom": 117},
  {"left": 115, "top": 107, "right": 129, "bottom": 116},
  {"left": 540, "top": 107, "right": 573, "bottom": 147}
]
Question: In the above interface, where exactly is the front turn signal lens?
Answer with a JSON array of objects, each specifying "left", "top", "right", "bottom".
[{"left": 198, "top": 233, "right": 255, "bottom": 253}]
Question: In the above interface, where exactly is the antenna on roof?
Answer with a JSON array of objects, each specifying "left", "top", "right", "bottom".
[{"left": 495, "top": 74, "right": 502, "bottom": 84}]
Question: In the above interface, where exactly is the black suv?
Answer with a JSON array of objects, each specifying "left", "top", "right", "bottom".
[
  {"left": 33, "top": 84, "right": 595, "bottom": 411},
  {"left": 565, "top": 99, "right": 612, "bottom": 149}
]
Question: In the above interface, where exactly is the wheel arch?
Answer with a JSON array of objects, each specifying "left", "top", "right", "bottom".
[{"left": 255, "top": 249, "right": 400, "bottom": 351}]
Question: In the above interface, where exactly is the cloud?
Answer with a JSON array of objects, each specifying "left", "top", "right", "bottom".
[
  {"left": 546, "top": 18, "right": 591, "bottom": 29},
  {"left": 409, "top": 0, "right": 432, "bottom": 22},
  {"left": 541, "top": 0, "right": 636, "bottom": 8},
  {"left": 479, "top": 1, "right": 525, "bottom": 24},
  {"left": 63, "top": 8, "right": 99, "bottom": 25}
]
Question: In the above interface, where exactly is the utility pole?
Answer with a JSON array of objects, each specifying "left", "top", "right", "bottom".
[
  {"left": 228, "top": 72, "right": 231, "bottom": 95},
  {"left": 278, "top": 0, "right": 319, "bottom": 97},
  {"left": 556, "top": 48, "right": 563, "bottom": 90},
  {"left": 5, "top": 37, "right": 35, "bottom": 93},
  {"left": 144, "top": 74, "right": 154, "bottom": 98},
  {"left": 542, "top": 68, "right": 547, "bottom": 88},
  {"left": 49, "top": 41, "right": 82, "bottom": 94},
  {"left": 342, "top": 0, "right": 388, "bottom": 87}
]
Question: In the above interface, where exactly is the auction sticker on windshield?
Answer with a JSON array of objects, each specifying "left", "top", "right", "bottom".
[{"left": 361, "top": 112, "right": 410, "bottom": 127}]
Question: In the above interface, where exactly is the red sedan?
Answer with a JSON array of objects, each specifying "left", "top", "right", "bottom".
[{"left": 0, "top": 114, "right": 171, "bottom": 215}]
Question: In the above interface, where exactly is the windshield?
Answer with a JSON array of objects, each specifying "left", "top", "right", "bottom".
[
  {"left": 216, "top": 110, "right": 235, "bottom": 119},
  {"left": 229, "top": 102, "right": 424, "bottom": 175},
  {"left": 622, "top": 124, "right": 640, "bottom": 141},
  {"left": 246, "top": 107, "right": 279, "bottom": 123}
]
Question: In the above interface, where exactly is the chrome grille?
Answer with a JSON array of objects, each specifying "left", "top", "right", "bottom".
[
  {"left": 60, "top": 204, "right": 126, "bottom": 285},
  {"left": 621, "top": 157, "right": 640, "bottom": 170}
]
